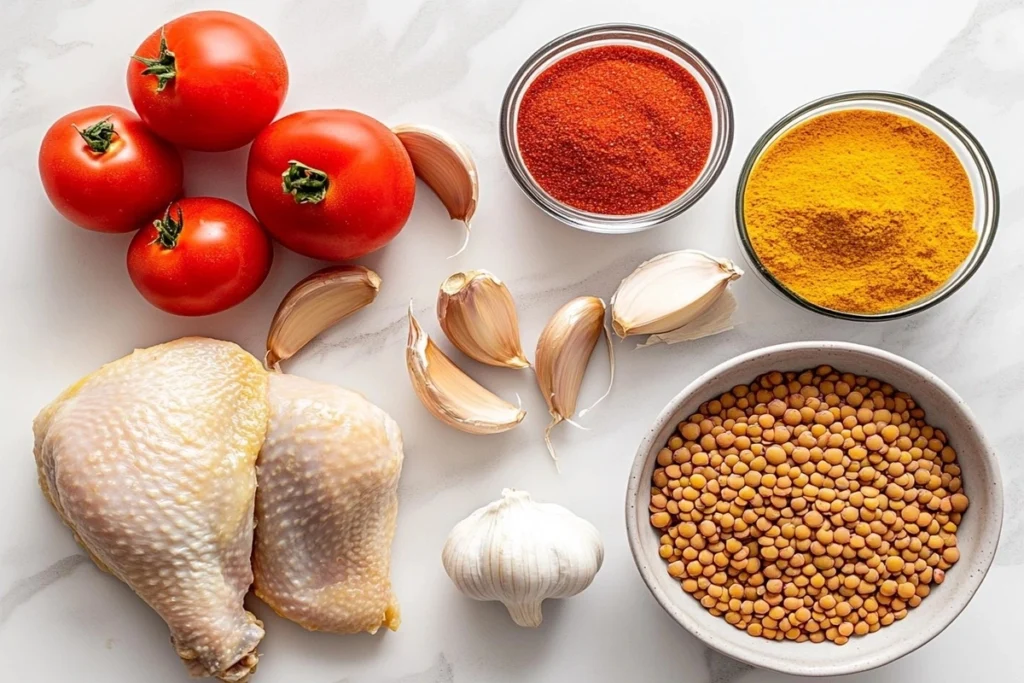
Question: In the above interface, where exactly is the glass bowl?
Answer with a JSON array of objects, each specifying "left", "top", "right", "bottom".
[
  {"left": 735, "top": 91, "right": 999, "bottom": 321},
  {"left": 500, "top": 24, "right": 734, "bottom": 233}
]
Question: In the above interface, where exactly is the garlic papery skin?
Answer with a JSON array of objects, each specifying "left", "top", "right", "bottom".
[
  {"left": 437, "top": 270, "right": 529, "bottom": 369},
  {"left": 611, "top": 250, "right": 743, "bottom": 338},
  {"left": 266, "top": 265, "right": 381, "bottom": 370},
  {"left": 535, "top": 296, "right": 614, "bottom": 464},
  {"left": 637, "top": 290, "right": 738, "bottom": 348},
  {"left": 393, "top": 124, "right": 478, "bottom": 257},
  {"left": 407, "top": 303, "right": 525, "bottom": 434},
  {"left": 441, "top": 489, "right": 604, "bottom": 627}
]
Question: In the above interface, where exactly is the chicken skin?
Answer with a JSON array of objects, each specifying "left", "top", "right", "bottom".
[{"left": 253, "top": 373, "right": 403, "bottom": 634}]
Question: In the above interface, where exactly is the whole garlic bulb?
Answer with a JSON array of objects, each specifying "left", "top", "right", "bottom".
[{"left": 441, "top": 489, "right": 604, "bottom": 627}]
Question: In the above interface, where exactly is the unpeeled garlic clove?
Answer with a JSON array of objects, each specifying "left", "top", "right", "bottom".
[
  {"left": 266, "top": 265, "right": 381, "bottom": 370},
  {"left": 407, "top": 303, "right": 525, "bottom": 434},
  {"left": 393, "top": 124, "right": 478, "bottom": 257},
  {"left": 611, "top": 250, "right": 743, "bottom": 339},
  {"left": 535, "top": 296, "right": 614, "bottom": 464},
  {"left": 437, "top": 270, "right": 529, "bottom": 369}
]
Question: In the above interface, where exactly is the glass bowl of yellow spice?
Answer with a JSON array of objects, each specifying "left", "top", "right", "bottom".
[{"left": 736, "top": 91, "right": 998, "bottom": 321}]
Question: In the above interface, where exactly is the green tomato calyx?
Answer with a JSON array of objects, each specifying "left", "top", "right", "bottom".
[
  {"left": 153, "top": 203, "right": 184, "bottom": 249},
  {"left": 74, "top": 116, "right": 116, "bottom": 154},
  {"left": 132, "top": 28, "right": 176, "bottom": 92},
  {"left": 282, "top": 160, "right": 330, "bottom": 204}
]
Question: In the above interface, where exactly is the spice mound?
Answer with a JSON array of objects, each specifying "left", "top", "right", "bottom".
[
  {"left": 517, "top": 45, "right": 712, "bottom": 215},
  {"left": 649, "top": 366, "right": 968, "bottom": 645},
  {"left": 743, "top": 109, "right": 976, "bottom": 314}
]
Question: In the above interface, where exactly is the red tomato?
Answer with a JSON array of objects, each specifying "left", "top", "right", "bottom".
[
  {"left": 38, "top": 105, "right": 183, "bottom": 233},
  {"left": 127, "top": 197, "right": 273, "bottom": 316},
  {"left": 127, "top": 11, "right": 288, "bottom": 152},
  {"left": 246, "top": 110, "right": 416, "bottom": 261}
]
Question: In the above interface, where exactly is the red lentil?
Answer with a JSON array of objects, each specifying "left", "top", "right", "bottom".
[{"left": 516, "top": 45, "right": 712, "bottom": 215}]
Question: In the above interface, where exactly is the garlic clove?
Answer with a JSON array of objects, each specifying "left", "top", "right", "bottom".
[
  {"left": 611, "top": 250, "right": 743, "bottom": 338},
  {"left": 637, "top": 290, "right": 738, "bottom": 348},
  {"left": 266, "top": 265, "right": 381, "bottom": 370},
  {"left": 441, "top": 488, "right": 604, "bottom": 628},
  {"left": 437, "top": 270, "right": 529, "bottom": 369},
  {"left": 393, "top": 124, "right": 478, "bottom": 257},
  {"left": 407, "top": 303, "right": 525, "bottom": 434},
  {"left": 535, "top": 296, "right": 614, "bottom": 464},
  {"left": 505, "top": 601, "right": 544, "bottom": 630}
]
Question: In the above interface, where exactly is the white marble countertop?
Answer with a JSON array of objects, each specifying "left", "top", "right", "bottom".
[{"left": 2, "top": 0, "right": 1021, "bottom": 681}]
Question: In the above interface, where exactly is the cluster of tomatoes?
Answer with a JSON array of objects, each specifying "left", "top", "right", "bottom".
[{"left": 38, "top": 11, "right": 417, "bottom": 316}]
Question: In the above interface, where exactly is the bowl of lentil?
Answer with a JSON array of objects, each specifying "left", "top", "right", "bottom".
[
  {"left": 626, "top": 342, "right": 1002, "bottom": 676},
  {"left": 500, "top": 24, "right": 733, "bottom": 233},
  {"left": 736, "top": 91, "right": 998, "bottom": 321}
]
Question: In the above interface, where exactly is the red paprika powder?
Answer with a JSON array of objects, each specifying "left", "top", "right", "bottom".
[{"left": 516, "top": 45, "right": 712, "bottom": 215}]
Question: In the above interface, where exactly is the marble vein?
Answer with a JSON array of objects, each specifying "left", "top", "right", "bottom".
[
  {"left": 908, "top": 0, "right": 1024, "bottom": 106},
  {"left": 273, "top": 0, "right": 524, "bottom": 115},
  {"left": 0, "top": 553, "right": 88, "bottom": 626},
  {"left": 332, "top": 654, "right": 453, "bottom": 683},
  {"left": 704, "top": 647, "right": 753, "bottom": 683},
  {"left": 0, "top": 0, "right": 93, "bottom": 142}
]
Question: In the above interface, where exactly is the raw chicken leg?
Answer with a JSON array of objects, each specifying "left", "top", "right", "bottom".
[
  {"left": 253, "top": 372, "right": 403, "bottom": 633},
  {"left": 33, "top": 338, "right": 269, "bottom": 681}
]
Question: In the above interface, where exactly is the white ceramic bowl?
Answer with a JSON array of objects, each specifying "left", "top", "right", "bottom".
[{"left": 625, "top": 342, "right": 1003, "bottom": 676}]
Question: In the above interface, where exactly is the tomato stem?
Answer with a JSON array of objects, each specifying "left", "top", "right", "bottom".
[
  {"left": 131, "top": 28, "right": 176, "bottom": 92},
  {"left": 153, "top": 204, "right": 184, "bottom": 249},
  {"left": 282, "top": 160, "right": 330, "bottom": 204},
  {"left": 73, "top": 116, "right": 116, "bottom": 154}
]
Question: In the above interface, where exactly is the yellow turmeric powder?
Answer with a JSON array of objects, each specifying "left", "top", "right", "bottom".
[{"left": 743, "top": 109, "right": 976, "bottom": 314}]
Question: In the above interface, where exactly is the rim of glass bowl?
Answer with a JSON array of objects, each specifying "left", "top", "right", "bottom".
[
  {"left": 500, "top": 23, "right": 735, "bottom": 234},
  {"left": 735, "top": 90, "right": 1000, "bottom": 322}
]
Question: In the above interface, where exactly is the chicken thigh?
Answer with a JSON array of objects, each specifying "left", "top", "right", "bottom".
[
  {"left": 33, "top": 338, "right": 269, "bottom": 681},
  {"left": 253, "top": 372, "right": 403, "bottom": 633}
]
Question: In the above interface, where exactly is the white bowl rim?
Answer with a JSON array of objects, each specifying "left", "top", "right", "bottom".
[{"left": 624, "top": 340, "right": 1004, "bottom": 676}]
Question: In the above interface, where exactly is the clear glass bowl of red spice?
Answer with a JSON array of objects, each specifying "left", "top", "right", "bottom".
[{"left": 500, "top": 24, "right": 734, "bottom": 233}]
